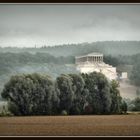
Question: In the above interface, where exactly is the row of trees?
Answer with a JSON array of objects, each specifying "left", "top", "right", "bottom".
[
  {"left": 1, "top": 72, "right": 127, "bottom": 116},
  {"left": 0, "top": 52, "right": 75, "bottom": 75},
  {"left": 0, "top": 52, "right": 74, "bottom": 66},
  {"left": 1, "top": 41, "right": 140, "bottom": 57}
]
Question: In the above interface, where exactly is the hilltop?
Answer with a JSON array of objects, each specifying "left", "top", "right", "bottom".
[{"left": 1, "top": 41, "right": 140, "bottom": 57}]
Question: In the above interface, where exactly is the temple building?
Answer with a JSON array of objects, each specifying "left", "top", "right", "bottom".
[{"left": 75, "top": 52, "right": 118, "bottom": 80}]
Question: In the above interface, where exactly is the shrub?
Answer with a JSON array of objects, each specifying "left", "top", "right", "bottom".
[{"left": 61, "top": 110, "right": 68, "bottom": 116}]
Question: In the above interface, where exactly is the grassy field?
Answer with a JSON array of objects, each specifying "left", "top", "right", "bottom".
[{"left": 0, "top": 115, "right": 140, "bottom": 136}]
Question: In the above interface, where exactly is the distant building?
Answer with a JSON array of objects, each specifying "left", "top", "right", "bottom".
[
  {"left": 120, "top": 72, "right": 128, "bottom": 80},
  {"left": 75, "top": 52, "right": 117, "bottom": 81}
]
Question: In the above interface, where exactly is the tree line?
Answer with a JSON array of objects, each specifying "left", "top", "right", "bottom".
[
  {"left": 0, "top": 52, "right": 74, "bottom": 76},
  {"left": 1, "top": 41, "right": 140, "bottom": 57},
  {"left": 1, "top": 72, "right": 127, "bottom": 116}
]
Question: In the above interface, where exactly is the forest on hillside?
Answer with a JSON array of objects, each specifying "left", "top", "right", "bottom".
[{"left": 1, "top": 41, "right": 140, "bottom": 56}]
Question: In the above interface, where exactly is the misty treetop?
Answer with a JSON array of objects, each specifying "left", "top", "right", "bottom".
[{"left": 1, "top": 72, "right": 127, "bottom": 116}]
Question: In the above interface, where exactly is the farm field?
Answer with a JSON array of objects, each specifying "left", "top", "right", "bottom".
[{"left": 0, "top": 115, "right": 140, "bottom": 136}]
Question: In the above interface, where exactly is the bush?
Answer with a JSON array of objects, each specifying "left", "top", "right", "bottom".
[
  {"left": 128, "top": 104, "right": 135, "bottom": 111},
  {"left": 61, "top": 110, "right": 68, "bottom": 116},
  {"left": 121, "top": 101, "right": 128, "bottom": 114},
  {"left": 0, "top": 105, "right": 13, "bottom": 117}
]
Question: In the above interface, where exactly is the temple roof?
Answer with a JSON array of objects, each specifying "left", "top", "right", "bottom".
[
  {"left": 75, "top": 52, "right": 103, "bottom": 58},
  {"left": 87, "top": 52, "right": 103, "bottom": 56}
]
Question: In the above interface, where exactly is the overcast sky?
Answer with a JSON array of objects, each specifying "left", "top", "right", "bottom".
[{"left": 0, "top": 4, "right": 140, "bottom": 47}]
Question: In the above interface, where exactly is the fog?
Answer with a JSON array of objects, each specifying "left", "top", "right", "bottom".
[{"left": 0, "top": 4, "right": 140, "bottom": 47}]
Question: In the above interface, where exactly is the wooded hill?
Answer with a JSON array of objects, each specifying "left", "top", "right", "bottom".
[{"left": 0, "top": 41, "right": 140, "bottom": 57}]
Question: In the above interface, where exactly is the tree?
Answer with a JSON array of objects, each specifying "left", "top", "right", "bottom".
[
  {"left": 1, "top": 73, "right": 58, "bottom": 115},
  {"left": 56, "top": 74, "right": 74, "bottom": 114},
  {"left": 1, "top": 72, "right": 124, "bottom": 116},
  {"left": 51, "top": 82, "right": 60, "bottom": 115},
  {"left": 104, "top": 55, "right": 119, "bottom": 67},
  {"left": 81, "top": 72, "right": 111, "bottom": 114},
  {"left": 121, "top": 101, "right": 127, "bottom": 114},
  {"left": 68, "top": 74, "right": 85, "bottom": 115},
  {"left": 2, "top": 74, "right": 34, "bottom": 115},
  {"left": 110, "top": 80, "right": 122, "bottom": 114},
  {"left": 132, "top": 97, "right": 140, "bottom": 111}
]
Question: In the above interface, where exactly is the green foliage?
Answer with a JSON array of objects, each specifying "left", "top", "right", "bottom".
[
  {"left": 1, "top": 72, "right": 124, "bottom": 116},
  {"left": 132, "top": 97, "right": 140, "bottom": 111},
  {"left": 56, "top": 74, "right": 74, "bottom": 114},
  {"left": 1, "top": 73, "right": 59, "bottom": 115},
  {"left": 104, "top": 55, "right": 120, "bottom": 67},
  {"left": 124, "top": 97, "right": 140, "bottom": 111},
  {"left": 121, "top": 101, "right": 128, "bottom": 114},
  {"left": 0, "top": 105, "right": 13, "bottom": 117},
  {"left": 1, "top": 41, "right": 140, "bottom": 56},
  {"left": 8, "top": 101, "right": 20, "bottom": 115},
  {"left": 68, "top": 74, "right": 85, "bottom": 115},
  {"left": 110, "top": 80, "right": 122, "bottom": 114},
  {"left": 61, "top": 110, "right": 68, "bottom": 115},
  {"left": 81, "top": 72, "right": 111, "bottom": 114}
]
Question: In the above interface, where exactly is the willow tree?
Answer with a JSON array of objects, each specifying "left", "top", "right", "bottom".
[
  {"left": 56, "top": 74, "right": 74, "bottom": 114},
  {"left": 81, "top": 72, "right": 111, "bottom": 114},
  {"left": 1, "top": 73, "right": 58, "bottom": 115},
  {"left": 68, "top": 74, "right": 85, "bottom": 115}
]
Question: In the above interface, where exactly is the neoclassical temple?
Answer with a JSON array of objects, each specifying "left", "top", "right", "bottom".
[
  {"left": 75, "top": 53, "right": 103, "bottom": 64},
  {"left": 75, "top": 52, "right": 118, "bottom": 80}
]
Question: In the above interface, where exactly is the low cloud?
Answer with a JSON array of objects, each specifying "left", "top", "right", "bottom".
[{"left": 0, "top": 4, "right": 140, "bottom": 47}]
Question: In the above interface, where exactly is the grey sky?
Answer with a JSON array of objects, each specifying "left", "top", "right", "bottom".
[{"left": 0, "top": 4, "right": 140, "bottom": 47}]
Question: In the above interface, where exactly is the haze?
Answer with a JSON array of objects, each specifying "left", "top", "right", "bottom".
[{"left": 0, "top": 4, "right": 140, "bottom": 47}]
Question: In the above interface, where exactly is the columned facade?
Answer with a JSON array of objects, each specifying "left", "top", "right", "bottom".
[{"left": 75, "top": 53, "right": 103, "bottom": 64}]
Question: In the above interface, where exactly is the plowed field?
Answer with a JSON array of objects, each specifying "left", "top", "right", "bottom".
[{"left": 0, "top": 115, "right": 140, "bottom": 136}]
